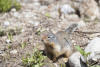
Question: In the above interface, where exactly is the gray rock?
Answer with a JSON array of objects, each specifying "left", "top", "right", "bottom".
[
  {"left": 59, "top": 4, "right": 75, "bottom": 19},
  {"left": 68, "top": 52, "right": 87, "bottom": 67},
  {"left": 72, "top": 0, "right": 100, "bottom": 20},
  {"left": 85, "top": 37, "right": 100, "bottom": 63},
  {"left": 60, "top": 4, "right": 75, "bottom": 14}
]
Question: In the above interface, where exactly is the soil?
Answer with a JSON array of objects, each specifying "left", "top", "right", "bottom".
[{"left": 0, "top": 0, "right": 100, "bottom": 67}]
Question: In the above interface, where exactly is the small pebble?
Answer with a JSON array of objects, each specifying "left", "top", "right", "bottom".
[
  {"left": 29, "top": 21, "right": 40, "bottom": 26},
  {"left": 24, "top": 12, "right": 34, "bottom": 18},
  {"left": 0, "top": 50, "right": 3, "bottom": 54},
  {"left": 13, "top": 12, "right": 19, "bottom": 17},
  {"left": 6, "top": 39, "right": 11, "bottom": 43},
  {"left": 11, "top": 8, "right": 16, "bottom": 12},
  {"left": 10, "top": 50, "right": 17, "bottom": 54},
  {"left": 78, "top": 21, "right": 86, "bottom": 27},
  {"left": 4, "top": 21, "right": 10, "bottom": 26},
  {"left": 21, "top": 29, "right": 25, "bottom": 32}
]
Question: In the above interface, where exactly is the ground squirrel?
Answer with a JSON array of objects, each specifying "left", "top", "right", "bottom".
[{"left": 42, "top": 23, "right": 78, "bottom": 62}]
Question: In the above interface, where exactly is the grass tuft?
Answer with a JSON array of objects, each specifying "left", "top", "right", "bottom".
[
  {"left": 22, "top": 48, "right": 46, "bottom": 67},
  {"left": 0, "top": 0, "right": 21, "bottom": 12}
]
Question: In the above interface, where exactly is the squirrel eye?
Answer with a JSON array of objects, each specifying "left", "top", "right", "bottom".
[
  {"left": 48, "top": 36, "right": 51, "bottom": 38},
  {"left": 48, "top": 34, "right": 55, "bottom": 39}
]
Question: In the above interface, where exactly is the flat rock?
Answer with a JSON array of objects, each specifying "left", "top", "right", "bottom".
[
  {"left": 85, "top": 37, "right": 100, "bottom": 63},
  {"left": 68, "top": 52, "right": 87, "bottom": 67}
]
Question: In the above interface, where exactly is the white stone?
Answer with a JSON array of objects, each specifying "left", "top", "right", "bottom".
[
  {"left": 68, "top": 52, "right": 87, "bottom": 67},
  {"left": 85, "top": 37, "right": 100, "bottom": 62},
  {"left": 10, "top": 49, "right": 17, "bottom": 54},
  {"left": 11, "top": 8, "right": 16, "bottom": 12},
  {"left": 34, "top": 2, "right": 40, "bottom": 6},
  {"left": 50, "top": 11, "right": 58, "bottom": 18},
  {"left": 21, "top": 29, "right": 25, "bottom": 32},
  {"left": 4, "top": 21, "right": 10, "bottom": 26},
  {"left": 6, "top": 39, "right": 11, "bottom": 43},
  {"left": 13, "top": 12, "right": 19, "bottom": 17},
  {"left": 60, "top": 4, "right": 75, "bottom": 14},
  {"left": 78, "top": 20, "right": 86, "bottom": 28},
  {"left": 29, "top": 21, "right": 40, "bottom": 26},
  {"left": 39, "top": 6, "right": 48, "bottom": 11},
  {"left": 24, "top": 12, "right": 34, "bottom": 18}
]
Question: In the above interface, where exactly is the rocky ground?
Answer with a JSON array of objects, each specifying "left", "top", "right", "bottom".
[{"left": 0, "top": 0, "right": 100, "bottom": 67}]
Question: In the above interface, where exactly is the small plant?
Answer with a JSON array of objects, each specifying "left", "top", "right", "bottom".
[
  {"left": 35, "top": 29, "right": 41, "bottom": 35},
  {"left": 22, "top": 48, "right": 46, "bottom": 67},
  {"left": 0, "top": 30, "right": 5, "bottom": 36},
  {"left": 7, "top": 32, "right": 13, "bottom": 41},
  {"left": 15, "top": 27, "right": 22, "bottom": 34},
  {"left": 0, "top": 0, "right": 21, "bottom": 12},
  {"left": 21, "top": 41, "right": 27, "bottom": 49},
  {"left": 13, "top": 0, "right": 21, "bottom": 11},
  {"left": 7, "top": 44, "right": 12, "bottom": 49},
  {"left": 75, "top": 46, "right": 91, "bottom": 59},
  {"left": 35, "top": 27, "right": 46, "bottom": 35},
  {"left": 60, "top": 64, "right": 66, "bottom": 67},
  {"left": 45, "top": 13, "right": 51, "bottom": 18},
  {"left": 58, "top": 8, "right": 62, "bottom": 18},
  {"left": 90, "top": 65, "right": 100, "bottom": 67},
  {"left": 7, "top": 27, "right": 22, "bottom": 35},
  {"left": 75, "top": 46, "right": 96, "bottom": 67},
  {"left": 0, "top": 27, "right": 6, "bottom": 36}
]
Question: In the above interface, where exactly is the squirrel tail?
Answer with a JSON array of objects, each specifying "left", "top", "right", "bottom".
[{"left": 65, "top": 23, "right": 78, "bottom": 34}]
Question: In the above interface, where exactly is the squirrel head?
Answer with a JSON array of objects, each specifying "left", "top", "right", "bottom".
[{"left": 42, "top": 33, "right": 57, "bottom": 49}]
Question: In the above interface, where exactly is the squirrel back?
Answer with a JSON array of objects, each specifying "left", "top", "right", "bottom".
[{"left": 56, "top": 23, "right": 78, "bottom": 47}]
